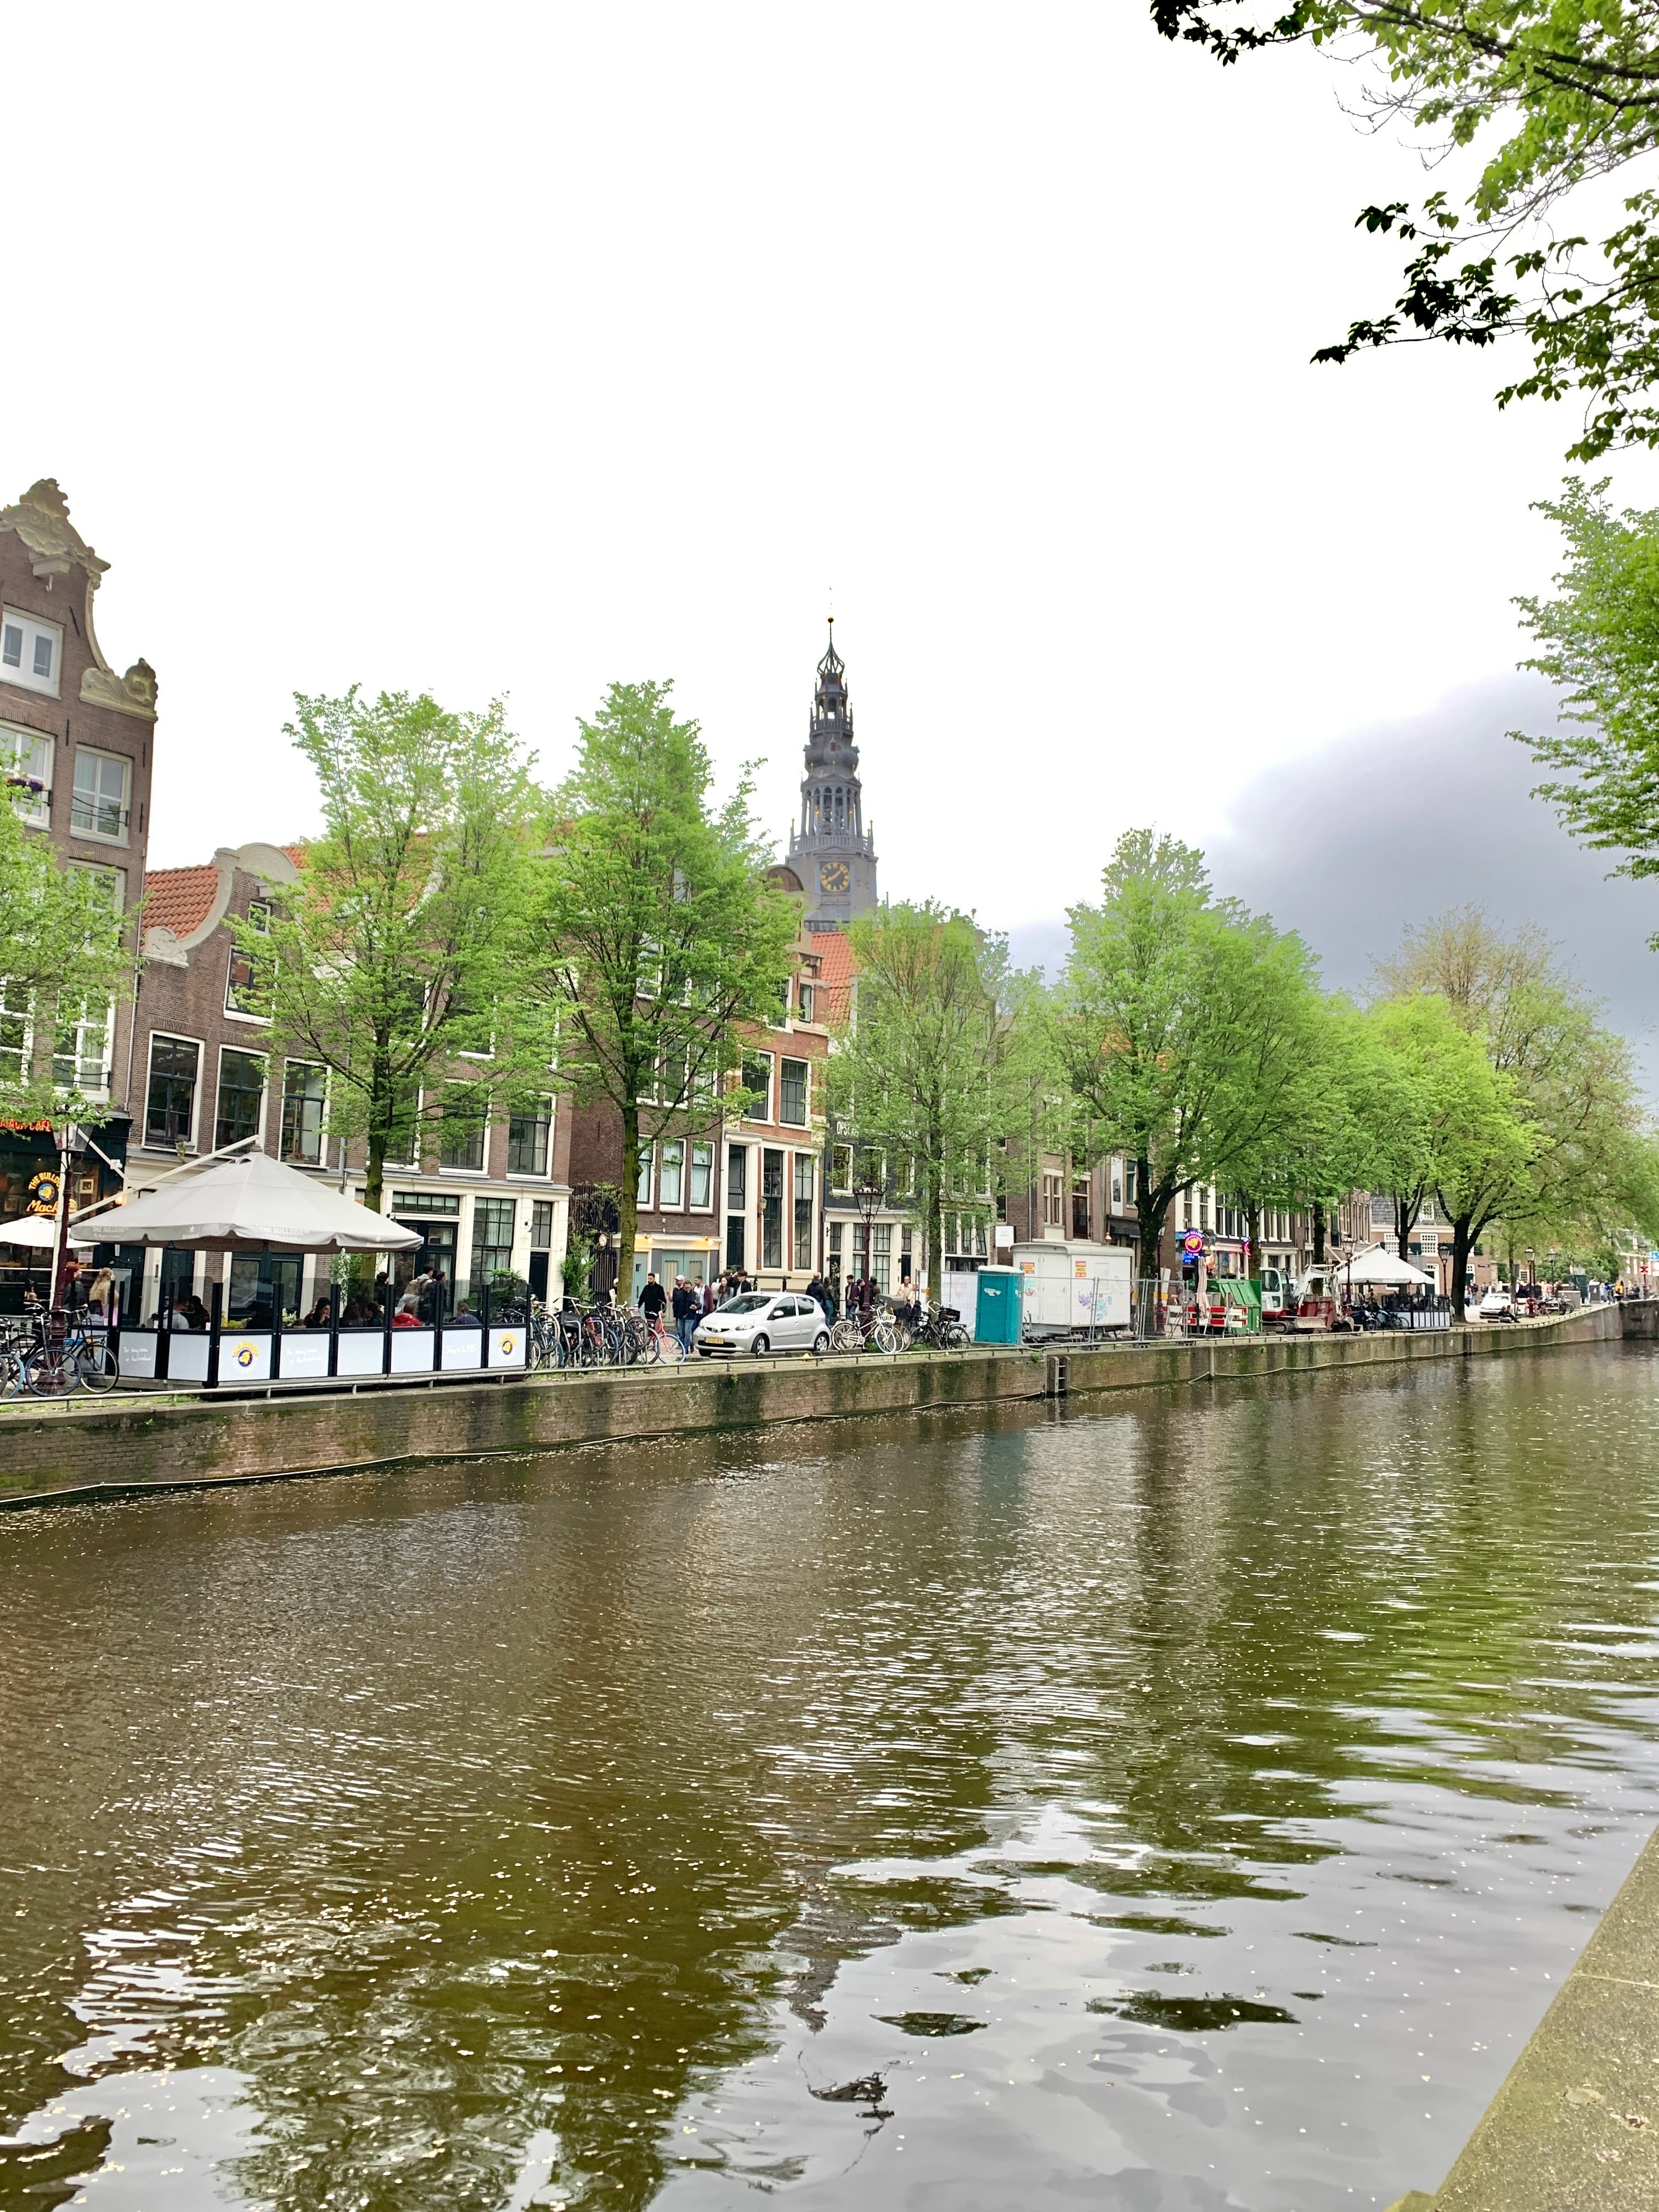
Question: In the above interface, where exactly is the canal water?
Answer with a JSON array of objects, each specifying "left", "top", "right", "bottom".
[{"left": 3, "top": 1346, "right": 1658, "bottom": 2211}]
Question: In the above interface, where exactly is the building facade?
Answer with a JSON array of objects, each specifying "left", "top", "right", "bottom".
[
  {"left": 0, "top": 480, "right": 155, "bottom": 1282},
  {"left": 565, "top": 936, "right": 831, "bottom": 1301},
  {"left": 117, "top": 842, "right": 572, "bottom": 1322}
]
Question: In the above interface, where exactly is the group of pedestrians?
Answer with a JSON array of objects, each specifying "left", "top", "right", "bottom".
[
  {"left": 639, "top": 1269, "right": 724, "bottom": 1353},
  {"left": 631, "top": 1266, "right": 908, "bottom": 1349}
]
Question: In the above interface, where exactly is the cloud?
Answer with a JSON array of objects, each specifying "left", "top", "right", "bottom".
[{"left": 1007, "top": 676, "right": 1659, "bottom": 1091}]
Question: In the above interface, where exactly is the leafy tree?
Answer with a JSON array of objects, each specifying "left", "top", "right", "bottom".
[
  {"left": 1375, "top": 907, "right": 1646, "bottom": 1306},
  {"left": 827, "top": 902, "right": 1035, "bottom": 1290},
  {"left": 1152, "top": 1, "right": 1659, "bottom": 458},
  {"left": 1352, "top": 993, "right": 1506, "bottom": 1262},
  {"left": 531, "top": 680, "right": 797, "bottom": 1296},
  {"left": 0, "top": 781, "right": 131, "bottom": 1124},
  {"left": 243, "top": 689, "right": 548, "bottom": 1218},
  {"left": 1052, "top": 830, "right": 1327, "bottom": 1272},
  {"left": 1514, "top": 478, "right": 1659, "bottom": 900}
]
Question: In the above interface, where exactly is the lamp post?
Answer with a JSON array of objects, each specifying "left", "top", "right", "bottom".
[{"left": 50, "top": 1121, "right": 89, "bottom": 1311}]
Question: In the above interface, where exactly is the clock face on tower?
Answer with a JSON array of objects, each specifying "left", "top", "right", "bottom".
[{"left": 819, "top": 860, "right": 851, "bottom": 895}]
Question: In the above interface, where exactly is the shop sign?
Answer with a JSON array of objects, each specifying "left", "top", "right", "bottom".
[{"left": 26, "top": 1170, "right": 60, "bottom": 1217}]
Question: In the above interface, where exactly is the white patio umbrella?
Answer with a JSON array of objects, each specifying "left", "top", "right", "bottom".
[
  {"left": 0, "top": 1215, "right": 63, "bottom": 1249},
  {"left": 1342, "top": 1243, "right": 1435, "bottom": 1288},
  {"left": 67, "top": 1150, "right": 422, "bottom": 1256}
]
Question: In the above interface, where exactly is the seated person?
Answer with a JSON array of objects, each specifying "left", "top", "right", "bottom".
[
  {"left": 172, "top": 1294, "right": 210, "bottom": 1331},
  {"left": 301, "top": 1295, "right": 333, "bottom": 1328}
]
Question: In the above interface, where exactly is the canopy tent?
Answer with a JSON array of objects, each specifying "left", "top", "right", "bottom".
[
  {"left": 0, "top": 1215, "right": 63, "bottom": 1250},
  {"left": 1341, "top": 1242, "right": 1436, "bottom": 1288},
  {"left": 68, "top": 1150, "right": 422, "bottom": 1256}
]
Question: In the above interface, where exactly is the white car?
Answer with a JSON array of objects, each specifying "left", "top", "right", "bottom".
[
  {"left": 1478, "top": 1288, "right": 1517, "bottom": 1323},
  {"left": 693, "top": 1291, "right": 830, "bottom": 1359}
]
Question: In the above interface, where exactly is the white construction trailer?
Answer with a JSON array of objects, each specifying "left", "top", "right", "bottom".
[{"left": 1011, "top": 1241, "right": 1135, "bottom": 1339}]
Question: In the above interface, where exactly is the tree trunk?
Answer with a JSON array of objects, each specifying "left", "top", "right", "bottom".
[
  {"left": 1246, "top": 1197, "right": 1262, "bottom": 1284},
  {"left": 1312, "top": 1201, "right": 1327, "bottom": 1263},
  {"left": 1136, "top": 1188, "right": 1169, "bottom": 1284},
  {"left": 927, "top": 1152, "right": 945, "bottom": 1300},
  {"left": 618, "top": 1102, "right": 641, "bottom": 1306},
  {"left": 1449, "top": 1217, "right": 1474, "bottom": 1317},
  {"left": 1393, "top": 1195, "right": 1419, "bottom": 1263},
  {"left": 364, "top": 1031, "right": 393, "bottom": 1218}
]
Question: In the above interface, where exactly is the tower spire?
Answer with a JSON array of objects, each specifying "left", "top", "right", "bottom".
[{"left": 786, "top": 618, "right": 877, "bottom": 927}]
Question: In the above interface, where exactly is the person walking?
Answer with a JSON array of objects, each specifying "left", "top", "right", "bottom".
[
  {"left": 640, "top": 1271, "right": 667, "bottom": 1330},
  {"left": 671, "top": 1276, "right": 696, "bottom": 1353}
]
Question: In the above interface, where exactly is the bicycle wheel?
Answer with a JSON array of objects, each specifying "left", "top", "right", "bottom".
[
  {"left": 74, "top": 1339, "right": 119, "bottom": 1391},
  {"left": 24, "top": 1343, "right": 78, "bottom": 1396},
  {"left": 653, "top": 1330, "right": 686, "bottom": 1366},
  {"left": 944, "top": 1322, "right": 970, "bottom": 1349},
  {"left": 870, "top": 1322, "right": 899, "bottom": 1356},
  {"left": 828, "top": 1319, "right": 862, "bottom": 1353}
]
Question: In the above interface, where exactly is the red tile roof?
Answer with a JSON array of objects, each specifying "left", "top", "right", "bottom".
[
  {"left": 810, "top": 927, "right": 858, "bottom": 1028},
  {"left": 144, "top": 864, "right": 219, "bottom": 940}
]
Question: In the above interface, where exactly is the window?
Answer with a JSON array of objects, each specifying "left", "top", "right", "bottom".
[
  {"left": 1125, "top": 1158, "right": 1137, "bottom": 1206},
  {"left": 215, "top": 1048, "right": 267, "bottom": 1148},
  {"left": 437, "top": 1085, "right": 487, "bottom": 1172},
  {"left": 1, "top": 609, "right": 63, "bottom": 698},
  {"left": 873, "top": 1221, "right": 891, "bottom": 1294},
  {"left": 145, "top": 1035, "right": 200, "bottom": 1148},
  {"left": 530, "top": 1200, "right": 555, "bottom": 1250},
  {"left": 798, "top": 981, "right": 815, "bottom": 1023},
  {"left": 0, "top": 981, "right": 29, "bottom": 1085},
  {"left": 1071, "top": 1176, "right": 1090, "bottom": 1239},
  {"left": 635, "top": 1143, "right": 656, "bottom": 1205},
  {"left": 761, "top": 1148, "right": 784, "bottom": 1270},
  {"left": 793, "top": 1154, "right": 814, "bottom": 1269},
  {"left": 471, "top": 1197, "right": 516, "bottom": 1288},
  {"left": 1200, "top": 1187, "right": 1211, "bottom": 1233},
  {"left": 54, "top": 994, "right": 113, "bottom": 1098},
  {"left": 70, "top": 748, "right": 130, "bottom": 843},
  {"left": 0, "top": 723, "right": 51, "bottom": 825},
  {"left": 392, "top": 1189, "right": 459, "bottom": 1215},
  {"left": 831, "top": 1144, "right": 852, "bottom": 1193},
  {"left": 659, "top": 1138, "right": 684, "bottom": 1209},
  {"left": 507, "top": 1097, "right": 551, "bottom": 1176},
  {"left": 742, "top": 1053, "right": 772, "bottom": 1120},
  {"left": 384, "top": 1084, "right": 422, "bottom": 1168},
  {"left": 1111, "top": 1161, "right": 1123, "bottom": 1209},
  {"left": 69, "top": 859, "right": 125, "bottom": 910},
  {"left": 779, "top": 1057, "right": 809, "bottom": 1126},
  {"left": 1041, "top": 1172, "right": 1063, "bottom": 1228},
  {"left": 223, "top": 902, "right": 268, "bottom": 1015},
  {"left": 690, "top": 1141, "right": 713, "bottom": 1208},
  {"left": 281, "top": 1061, "right": 327, "bottom": 1164},
  {"left": 828, "top": 1221, "right": 843, "bottom": 1272},
  {"left": 726, "top": 1143, "right": 748, "bottom": 1268}
]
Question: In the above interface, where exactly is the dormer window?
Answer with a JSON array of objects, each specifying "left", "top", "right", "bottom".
[{"left": 1, "top": 609, "right": 62, "bottom": 698}]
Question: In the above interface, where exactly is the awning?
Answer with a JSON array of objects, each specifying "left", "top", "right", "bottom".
[
  {"left": 0, "top": 1215, "right": 59, "bottom": 1249},
  {"left": 1341, "top": 1243, "right": 1436, "bottom": 1288},
  {"left": 69, "top": 1150, "right": 422, "bottom": 1255}
]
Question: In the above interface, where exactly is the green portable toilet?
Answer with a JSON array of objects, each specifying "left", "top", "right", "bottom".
[{"left": 975, "top": 1267, "right": 1023, "bottom": 1346}]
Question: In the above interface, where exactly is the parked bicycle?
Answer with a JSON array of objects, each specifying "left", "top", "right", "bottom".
[{"left": 828, "top": 1311, "right": 900, "bottom": 1355}]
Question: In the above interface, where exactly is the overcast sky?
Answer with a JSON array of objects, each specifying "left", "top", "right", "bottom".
[{"left": 9, "top": 2, "right": 1659, "bottom": 1041}]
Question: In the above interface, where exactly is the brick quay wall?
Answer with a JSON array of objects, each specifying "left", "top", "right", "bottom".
[{"left": 0, "top": 1302, "right": 1625, "bottom": 1511}]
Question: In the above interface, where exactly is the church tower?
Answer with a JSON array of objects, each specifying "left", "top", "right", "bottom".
[{"left": 787, "top": 619, "right": 878, "bottom": 929}]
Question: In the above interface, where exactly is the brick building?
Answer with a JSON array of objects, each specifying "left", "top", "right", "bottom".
[
  {"left": 117, "top": 841, "right": 572, "bottom": 1323},
  {"left": 566, "top": 935, "right": 830, "bottom": 1302},
  {"left": 0, "top": 479, "right": 155, "bottom": 1272}
]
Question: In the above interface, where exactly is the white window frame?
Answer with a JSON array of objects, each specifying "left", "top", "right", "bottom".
[
  {"left": 1, "top": 607, "right": 63, "bottom": 699},
  {"left": 506, "top": 1094, "right": 554, "bottom": 1179},
  {"left": 0, "top": 721, "right": 52, "bottom": 825},
  {"left": 636, "top": 1142, "right": 654, "bottom": 1207},
  {"left": 659, "top": 1137, "right": 685, "bottom": 1210},
  {"left": 69, "top": 858, "right": 126, "bottom": 911},
  {"left": 741, "top": 1051, "right": 774, "bottom": 1123},
  {"left": 689, "top": 1139, "right": 714, "bottom": 1211},
  {"left": 214, "top": 1043, "right": 269, "bottom": 1150},
  {"left": 280, "top": 1058, "right": 328, "bottom": 1166},
  {"left": 778, "top": 1056, "right": 810, "bottom": 1128},
  {"left": 70, "top": 746, "right": 131, "bottom": 846},
  {"left": 53, "top": 995, "right": 114, "bottom": 1101},
  {"left": 145, "top": 1031, "right": 204, "bottom": 1152}
]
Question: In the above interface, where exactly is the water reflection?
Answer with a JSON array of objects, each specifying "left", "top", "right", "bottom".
[{"left": 1, "top": 1347, "right": 1657, "bottom": 2208}]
